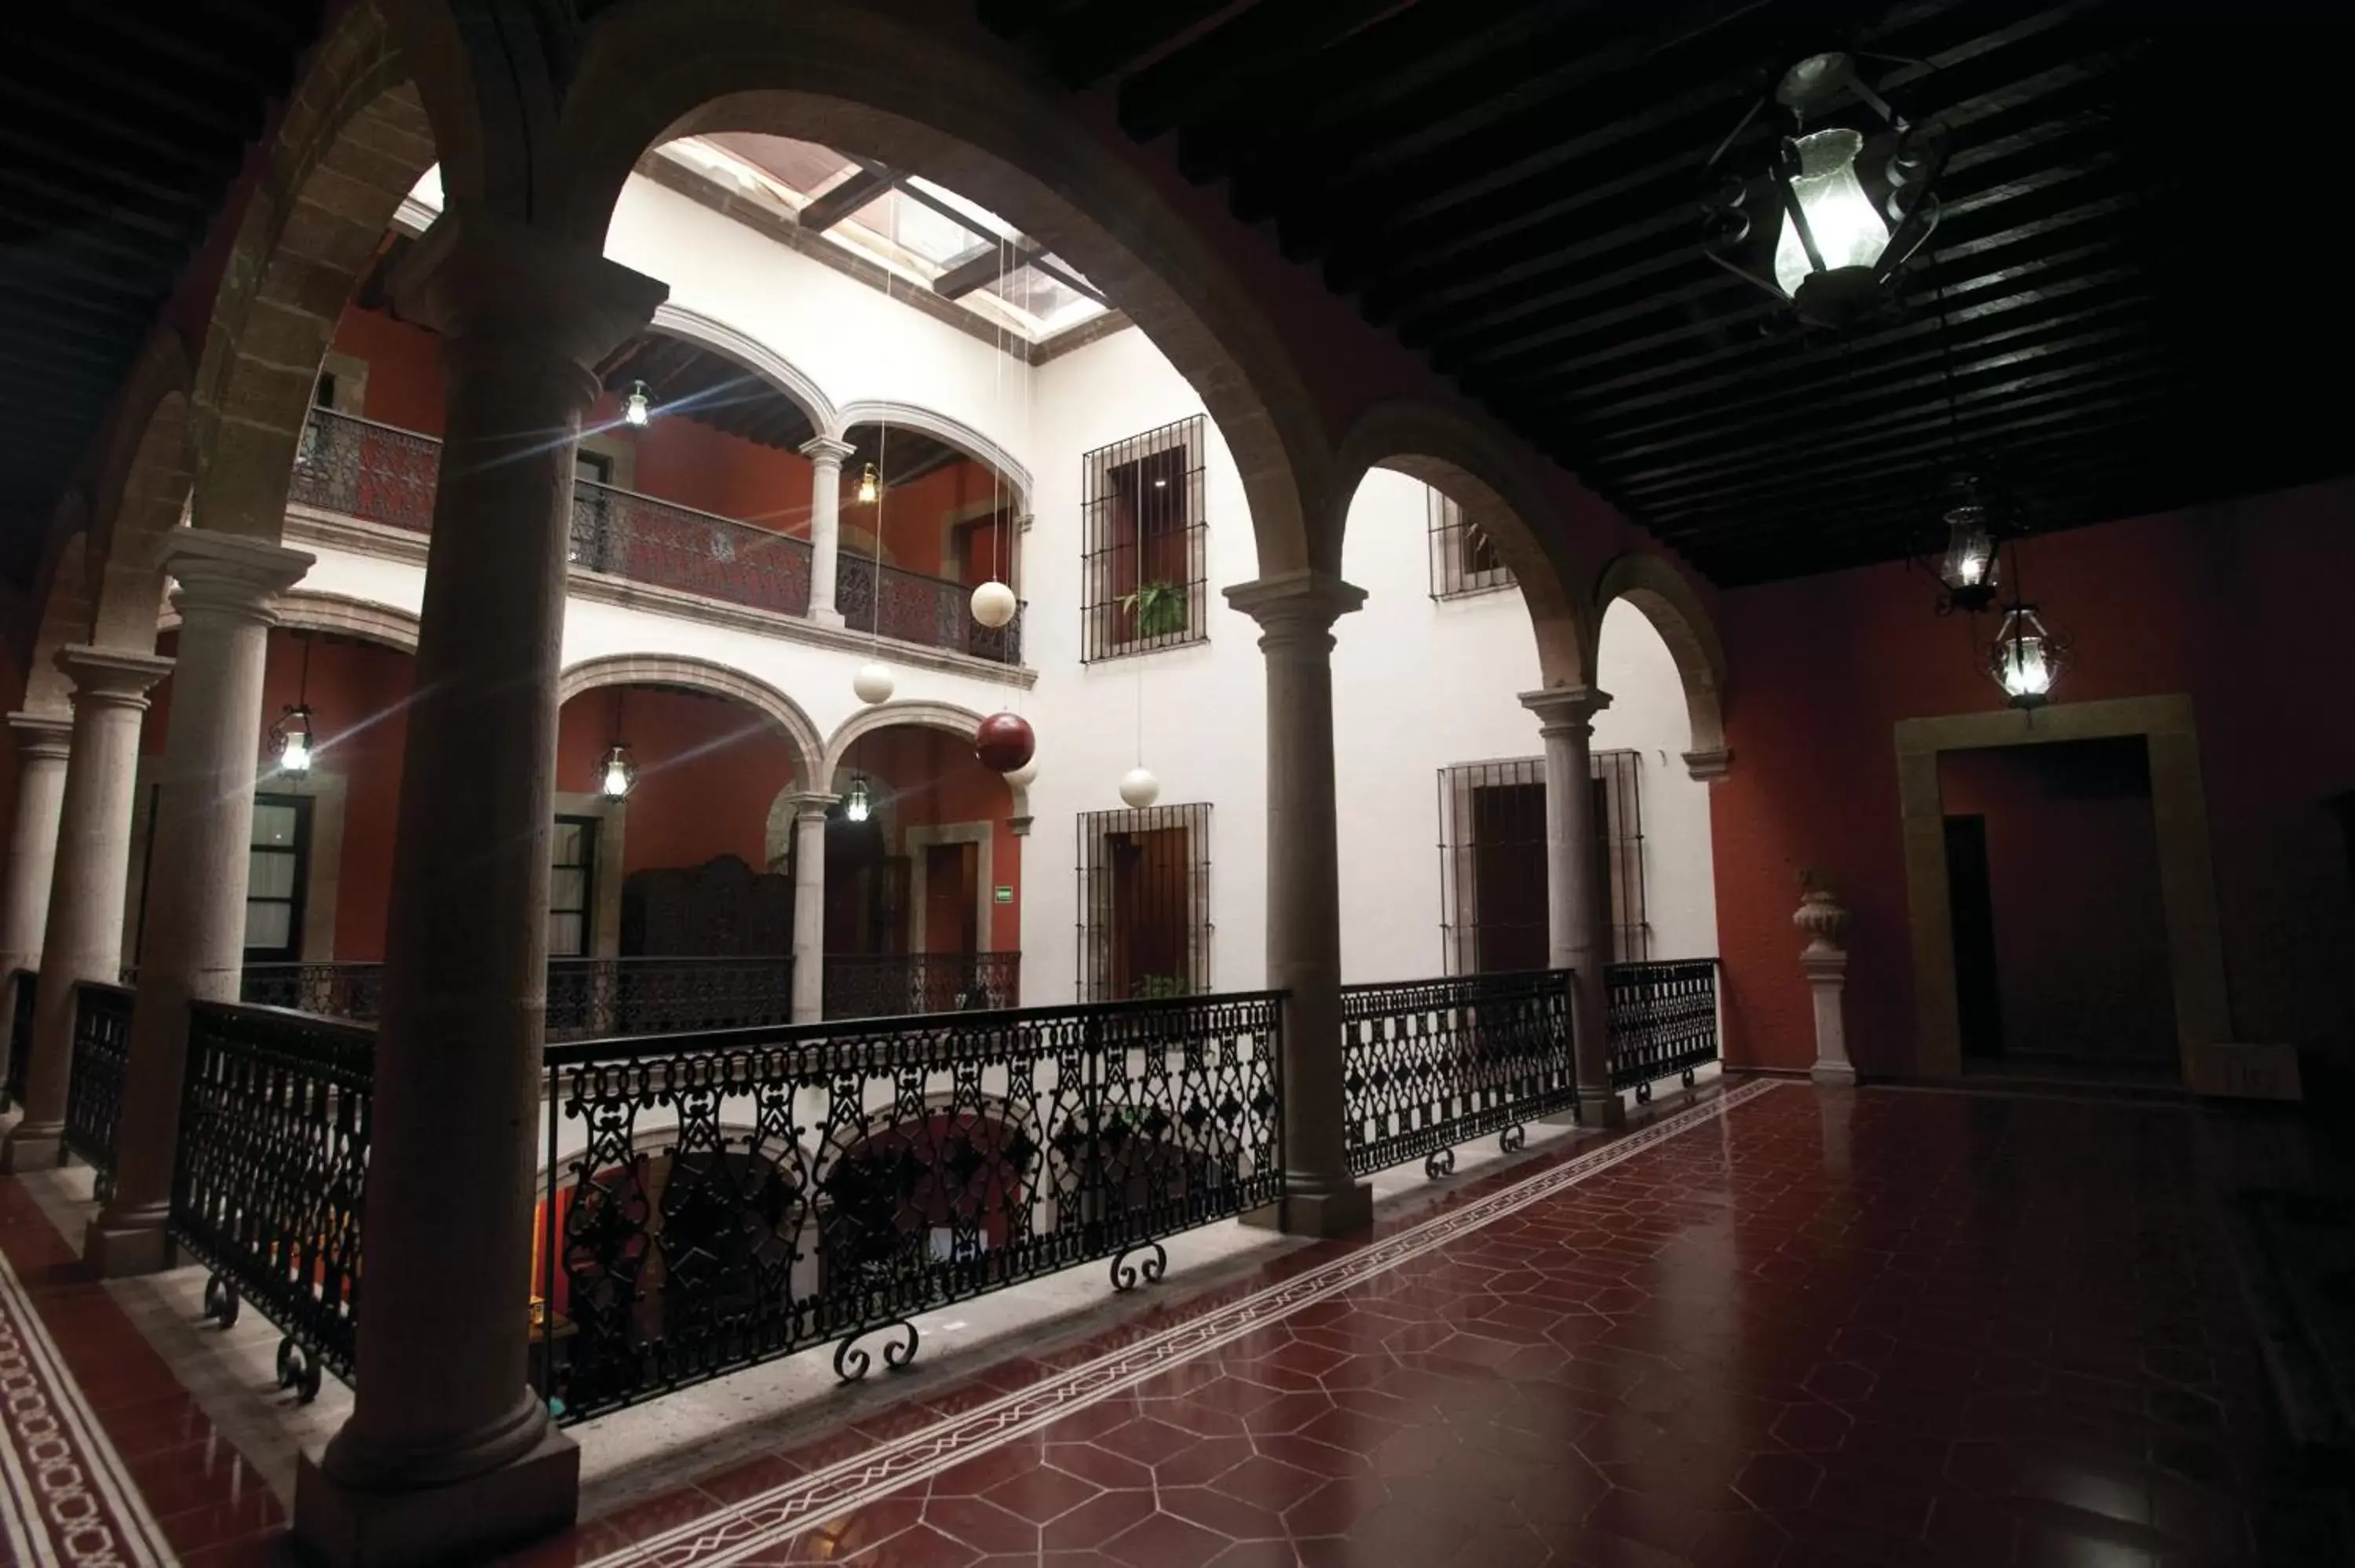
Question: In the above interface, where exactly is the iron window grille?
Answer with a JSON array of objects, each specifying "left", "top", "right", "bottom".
[
  {"left": 1076, "top": 802, "right": 1212, "bottom": 1001},
  {"left": 1081, "top": 417, "right": 1208, "bottom": 661},
  {"left": 550, "top": 815, "right": 600, "bottom": 959},
  {"left": 1427, "top": 490, "right": 1514, "bottom": 600},
  {"left": 1437, "top": 751, "right": 1649, "bottom": 974}
]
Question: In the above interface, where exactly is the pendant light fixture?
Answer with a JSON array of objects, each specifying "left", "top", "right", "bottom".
[
  {"left": 856, "top": 463, "right": 880, "bottom": 505},
  {"left": 270, "top": 632, "right": 317, "bottom": 775},
  {"left": 1703, "top": 51, "right": 1948, "bottom": 330},
  {"left": 1937, "top": 497, "right": 1999, "bottom": 614},
  {"left": 599, "top": 688, "right": 638, "bottom": 799},
  {"left": 969, "top": 232, "right": 1020, "bottom": 634},
  {"left": 1984, "top": 545, "right": 2071, "bottom": 709},
  {"left": 844, "top": 772, "right": 874, "bottom": 823},
  {"left": 623, "top": 380, "right": 652, "bottom": 428}
]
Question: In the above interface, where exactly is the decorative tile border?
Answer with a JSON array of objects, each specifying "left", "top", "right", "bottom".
[
  {"left": 592, "top": 1078, "right": 1784, "bottom": 1568},
  {"left": 0, "top": 1244, "right": 175, "bottom": 1567}
]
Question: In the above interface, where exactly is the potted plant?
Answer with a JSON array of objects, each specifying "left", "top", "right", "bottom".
[{"left": 1123, "top": 579, "right": 1189, "bottom": 640}]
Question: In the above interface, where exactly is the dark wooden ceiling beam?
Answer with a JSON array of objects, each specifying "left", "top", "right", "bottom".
[
  {"left": 1119, "top": 0, "right": 1413, "bottom": 143},
  {"left": 1036, "top": 0, "right": 1239, "bottom": 91},
  {"left": 798, "top": 165, "right": 899, "bottom": 232},
  {"left": 934, "top": 240, "right": 1038, "bottom": 301}
]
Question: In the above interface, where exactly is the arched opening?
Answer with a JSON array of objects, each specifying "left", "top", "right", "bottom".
[
  {"left": 835, "top": 410, "right": 1028, "bottom": 662},
  {"left": 1591, "top": 552, "right": 1731, "bottom": 778},
  {"left": 1586, "top": 599, "right": 1722, "bottom": 968}
]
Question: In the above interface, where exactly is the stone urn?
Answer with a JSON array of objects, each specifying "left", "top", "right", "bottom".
[
  {"left": 1792, "top": 887, "right": 1849, "bottom": 957},
  {"left": 1793, "top": 887, "right": 1855, "bottom": 1084}
]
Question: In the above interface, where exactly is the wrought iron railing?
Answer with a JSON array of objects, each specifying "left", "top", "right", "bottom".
[
  {"left": 536, "top": 990, "right": 1283, "bottom": 1422},
  {"left": 242, "top": 962, "right": 386, "bottom": 1023},
  {"left": 1340, "top": 969, "right": 1577, "bottom": 1180},
  {"left": 838, "top": 556, "right": 1023, "bottom": 664},
  {"left": 546, "top": 956, "right": 797, "bottom": 1040},
  {"left": 290, "top": 407, "right": 441, "bottom": 533},
  {"left": 62, "top": 983, "right": 135, "bottom": 1201},
  {"left": 171, "top": 1002, "right": 373, "bottom": 1400},
  {"left": 1605, "top": 958, "right": 1721, "bottom": 1101},
  {"left": 3, "top": 968, "right": 34, "bottom": 1111},
  {"left": 822, "top": 952, "right": 1020, "bottom": 1019},
  {"left": 570, "top": 481, "right": 813, "bottom": 618}
]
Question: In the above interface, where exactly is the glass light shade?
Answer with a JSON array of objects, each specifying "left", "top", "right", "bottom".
[
  {"left": 1988, "top": 605, "right": 2061, "bottom": 707},
  {"left": 844, "top": 775, "right": 873, "bottom": 822},
  {"left": 1939, "top": 505, "right": 1998, "bottom": 593},
  {"left": 1773, "top": 129, "right": 1891, "bottom": 299},
  {"left": 275, "top": 705, "right": 315, "bottom": 775},
  {"left": 970, "top": 579, "right": 1018, "bottom": 629},
  {"left": 1119, "top": 766, "right": 1161, "bottom": 810},
  {"left": 1004, "top": 759, "right": 1039, "bottom": 790},
  {"left": 623, "top": 381, "right": 651, "bottom": 428},
  {"left": 856, "top": 464, "right": 880, "bottom": 505},
  {"left": 599, "top": 741, "right": 637, "bottom": 800},
  {"left": 853, "top": 662, "right": 895, "bottom": 706}
]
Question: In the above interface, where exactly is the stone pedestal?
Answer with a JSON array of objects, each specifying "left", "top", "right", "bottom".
[
  {"left": 290, "top": 209, "right": 665, "bottom": 1568},
  {"left": 1521, "top": 685, "right": 1624, "bottom": 1129},
  {"left": 0, "top": 712, "right": 73, "bottom": 992},
  {"left": 90, "top": 534, "right": 312, "bottom": 1276},
  {"left": 800, "top": 436, "right": 854, "bottom": 629},
  {"left": 1795, "top": 888, "right": 1855, "bottom": 1085},
  {"left": 1227, "top": 572, "right": 1372, "bottom": 1238},
  {"left": 787, "top": 792, "right": 834, "bottom": 1023},
  {"left": 0, "top": 646, "right": 171, "bottom": 1172}
]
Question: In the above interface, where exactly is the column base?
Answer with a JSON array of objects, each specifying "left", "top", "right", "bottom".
[
  {"left": 810, "top": 608, "right": 847, "bottom": 629},
  {"left": 1811, "top": 1060, "right": 1859, "bottom": 1088},
  {"left": 293, "top": 1424, "right": 580, "bottom": 1568},
  {"left": 1578, "top": 1089, "right": 1627, "bottom": 1129},
  {"left": 0, "top": 1122, "right": 62, "bottom": 1173},
  {"left": 84, "top": 1205, "right": 173, "bottom": 1277},
  {"left": 1243, "top": 1176, "right": 1373, "bottom": 1238}
]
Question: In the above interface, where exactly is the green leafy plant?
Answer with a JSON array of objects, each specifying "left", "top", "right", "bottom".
[
  {"left": 1122, "top": 579, "right": 1189, "bottom": 640},
  {"left": 1135, "top": 973, "right": 1192, "bottom": 1001}
]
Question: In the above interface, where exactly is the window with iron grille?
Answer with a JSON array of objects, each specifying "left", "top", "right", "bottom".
[
  {"left": 1437, "top": 751, "right": 1648, "bottom": 973},
  {"left": 1076, "top": 803, "right": 1211, "bottom": 1001},
  {"left": 1081, "top": 418, "right": 1208, "bottom": 661},
  {"left": 1427, "top": 490, "right": 1515, "bottom": 600}
]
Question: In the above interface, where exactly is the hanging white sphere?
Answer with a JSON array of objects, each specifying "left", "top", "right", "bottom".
[
  {"left": 969, "top": 579, "right": 1018, "bottom": 629},
  {"left": 1004, "top": 758, "right": 1039, "bottom": 790},
  {"left": 1119, "top": 766, "right": 1161, "bottom": 810},
  {"left": 852, "top": 662, "right": 895, "bottom": 706}
]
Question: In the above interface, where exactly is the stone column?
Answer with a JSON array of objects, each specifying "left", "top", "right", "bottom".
[
  {"left": 292, "top": 210, "right": 663, "bottom": 1568},
  {"left": 799, "top": 436, "right": 854, "bottom": 628},
  {"left": 0, "top": 646, "right": 173, "bottom": 1171},
  {"left": 1521, "top": 685, "right": 1624, "bottom": 1129},
  {"left": 1225, "top": 571, "right": 1369, "bottom": 1237},
  {"left": 1795, "top": 887, "right": 1855, "bottom": 1085},
  {"left": 787, "top": 791, "right": 834, "bottom": 1023},
  {"left": 0, "top": 713, "right": 74, "bottom": 987},
  {"left": 88, "top": 533, "right": 312, "bottom": 1276}
]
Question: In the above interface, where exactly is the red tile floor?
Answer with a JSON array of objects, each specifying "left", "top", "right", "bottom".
[{"left": 2, "top": 1080, "right": 2346, "bottom": 1566}]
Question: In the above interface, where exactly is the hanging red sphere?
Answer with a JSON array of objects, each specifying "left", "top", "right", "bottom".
[{"left": 974, "top": 711, "right": 1036, "bottom": 774}]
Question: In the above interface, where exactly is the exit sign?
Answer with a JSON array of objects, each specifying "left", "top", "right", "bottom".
[{"left": 994, "top": 885, "right": 1014, "bottom": 904}]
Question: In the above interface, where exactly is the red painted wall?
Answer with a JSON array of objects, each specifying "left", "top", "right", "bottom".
[
  {"left": 331, "top": 306, "right": 445, "bottom": 435},
  {"left": 553, "top": 687, "right": 805, "bottom": 877},
  {"left": 848, "top": 726, "right": 1022, "bottom": 950},
  {"left": 1710, "top": 478, "right": 2355, "bottom": 1078},
  {"left": 1938, "top": 741, "right": 2174, "bottom": 1064}
]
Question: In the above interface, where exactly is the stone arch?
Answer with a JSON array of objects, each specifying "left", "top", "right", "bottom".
[
  {"left": 652, "top": 303, "right": 840, "bottom": 439},
  {"left": 556, "top": 653, "right": 823, "bottom": 786},
  {"left": 187, "top": 0, "right": 435, "bottom": 549},
  {"left": 22, "top": 531, "right": 94, "bottom": 715},
  {"left": 1592, "top": 552, "right": 1730, "bottom": 779},
  {"left": 1331, "top": 399, "right": 1597, "bottom": 688},
  {"left": 161, "top": 590, "right": 422, "bottom": 656},
  {"left": 84, "top": 335, "right": 198, "bottom": 648},
  {"left": 820, "top": 699, "right": 1028, "bottom": 821},
  {"left": 544, "top": 0, "right": 1329, "bottom": 574},
  {"left": 834, "top": 400, "right": 1033, "bottom": 519}
]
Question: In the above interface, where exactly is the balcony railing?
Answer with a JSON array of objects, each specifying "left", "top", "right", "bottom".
[
  {"left": 823, "top": 951, "right": 1021, "bottom": 1019},
  {"left": 288, "top": 407, "right": 1017, "bottom": 662},
  {"left": 838, "top": 556, "right": 1023, "bottom": 665},
  {"left": 1340, "top": 968, "right": 1579, "bottom": 1180},
  {"left": 1605, "top": 958, "right": 1721, "bottom": 1100},
  {"left": 545, "top": 956, "right": 797, "bottom": 1039},
  {"left": 241, "top": 962, "right": 385, "bottom": 1023},
  {"left": 62, "top": 982, "right": 135, "bottom": 1202}
]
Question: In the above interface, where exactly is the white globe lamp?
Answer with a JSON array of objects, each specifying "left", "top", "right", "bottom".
[
  {"left": 853, "top": 662, "right": 895, "bottom": 706},
  {"left": 1119, "top": 767, "right": 1161, "bottom": 810},
  {"left": 969, "top": 579, "right": 1018, "bottom": 629}
]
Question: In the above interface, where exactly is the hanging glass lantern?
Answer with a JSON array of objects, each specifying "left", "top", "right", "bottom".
[
  {"left": 271, "top": 704, "right": 315, "bottom": 775},
  {"left": 1937, "top": 501, "right": 1999, "bottom": 614},
  {"left": 599, "top": 741, "right": 638, "bottom": 800},
  {"left": 844, "top": 774, "right": 873, "bottom": 823},
  {"left": 623, "top": 380, "right": 652, "bottom": 428},
  {"left": 856, "top": 463, "right": 880, "bottom": 505},
  {"left": 1987, "top": 603, "right": 2068, "bottom": 709},
  {"left": 1703, "top": 51, "right": 1948, "bottom": 330}
]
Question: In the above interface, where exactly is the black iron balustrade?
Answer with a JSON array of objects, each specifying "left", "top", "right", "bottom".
[
  {"left": 289, "top": 407, "right": 441, "bottom": 533},
  {"left": 241, "top": 962, "right": 386, "bottom": 1023},
  {"left": 570, "top": 481, "right": 814, "bottom": 618},
  {"left": 823, "top": 952, "right": 1021, "bottom": 1019},
  {"left": 537, "top": 989, "right": 1283, "bottom": 1422},
  {"left": 1341, "top": 969, "right": 1577, "bottom": 1180},
  {"left": 1605, "top": 958, "right": 1721, "bottom": 1101},
  {"left": 171, "top": 1002, "right": 373, "bottom": 1400},
  {"left": 3, "top": 969, "right": 33, "bottom": 1111},
  {"left": 61, "top": 983, "right": 134, "bottom": 1200},
  {"left": 838, "top": 556, "right": 1024, "bottom": 665},
  {"left": 546, "top": 957, "right": 798, "bottom": 1040}
]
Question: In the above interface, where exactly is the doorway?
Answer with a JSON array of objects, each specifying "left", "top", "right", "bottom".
[{"left": 922, "top": 841, "right": 979, "bottom": 954}]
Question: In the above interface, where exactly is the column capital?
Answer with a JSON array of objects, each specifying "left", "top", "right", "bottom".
[
  {"left": 57, "top": 644, "right": 173, "bottom": 710},
  {"left": 1682, "top": 746, "right": 1733, "bottom": 782},
  {"left": 798, "top": 436, "right": 856, "bottom": 466},
  {"left": 157, "top": 531, "right": 315, "bottom": 629},
  {"left": 786, "top": 790, "right": 839, "bottom": 821},
  {"left": 1520, "top": 684, "right": 1612, "bottom": 736},
  {"left": 1224, "top": 571, "right": 1367, "bottom": 646},
  {"left": 390, "top": 206, "right": 668, "bottom": 380},
  {"left": 5, "top": 711, "right": 72, "bottom": 760}
]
